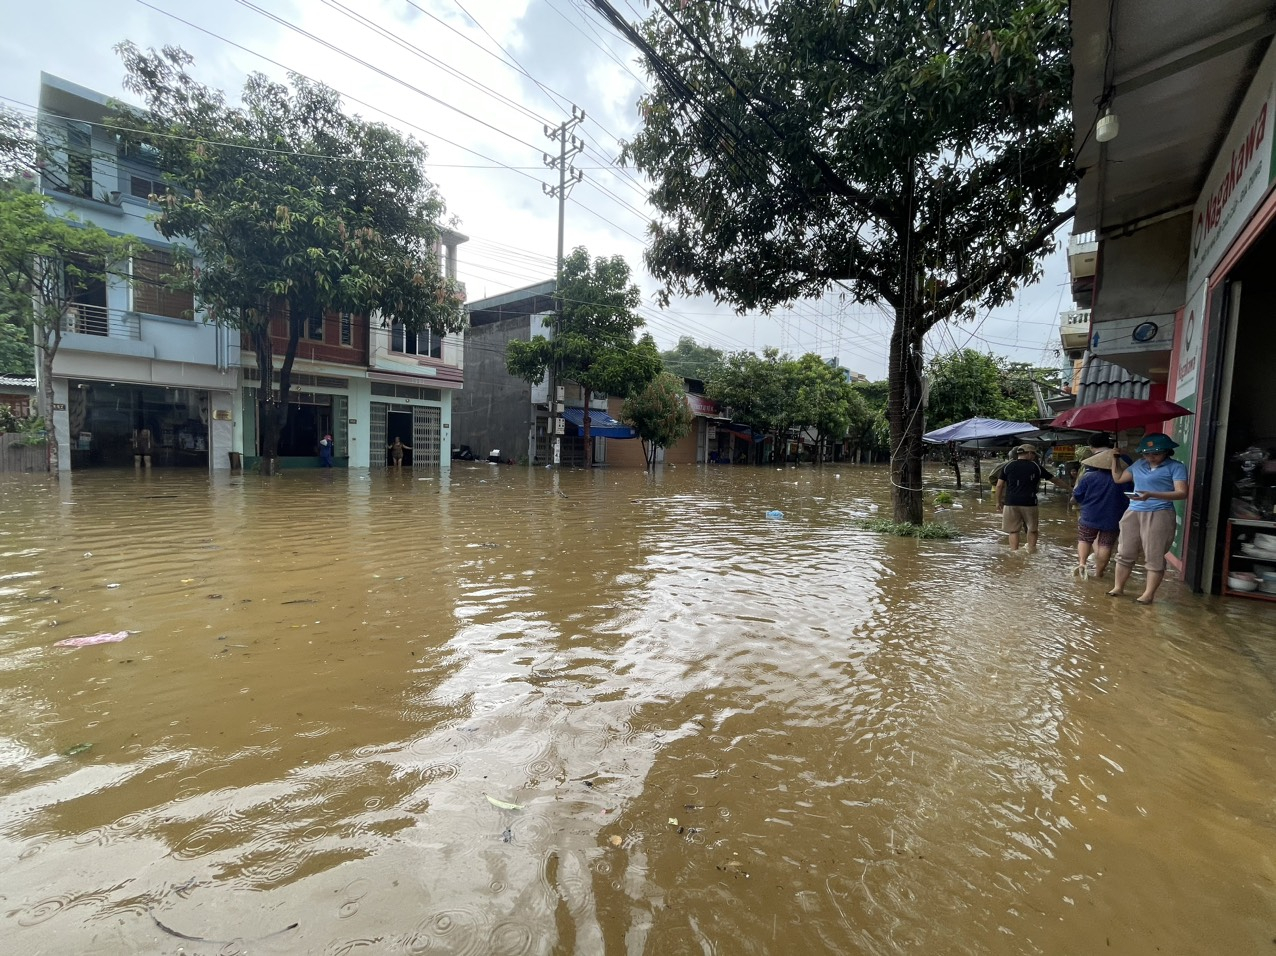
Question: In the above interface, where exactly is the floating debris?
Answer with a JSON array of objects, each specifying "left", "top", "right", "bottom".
[
  {"left": 54, "top": 631, "right": 129, "bottom": 648},
  {"left": 485, "top": 794, "right": 523, "bottom": 811}
]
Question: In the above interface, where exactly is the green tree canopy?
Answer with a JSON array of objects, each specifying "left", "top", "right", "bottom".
[
  {"left": 621, "top": 370, "right": 694, "bottom": 469},
  {"left": 617, "top": 0, "right": 1073, "bottom": 518},
  {"left": 925, "top": 349, "right": 1008, "bottom": 428},
  {"left": 0, "top": 315, "right": 33, "bottom": 377},
  {"left": 506, "top": 247, "right": 660, "bottom": 467},
  {"left": 659, "top": 335, "right": 725, "bottom": 382},
  {"left": 925, "top": 349, "right": 1059, "bottom": 427},
  {"left": 114, "top": 44, "right": 464, "bottom": 472}
]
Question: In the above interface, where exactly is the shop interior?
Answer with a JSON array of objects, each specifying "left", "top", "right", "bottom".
[
  {"left": 1221, "top": 225, "right": 1276, "bottom": 522},
  {"left": 386, "top": 409, "right": 414, "bottom": 466},
  {"left": 1212, "top": 223, "right": 1276, "bottom": 597},
  {"left": 278, "top": 396, "right": 333, "bottom": 458},
  {"left": 68, "top": 381, "right": 209, "bottom": 468}
]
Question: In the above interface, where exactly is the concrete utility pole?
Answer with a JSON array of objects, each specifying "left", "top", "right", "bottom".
[{"left": 542, "top": 107, "right": 585, "bottom": 467}]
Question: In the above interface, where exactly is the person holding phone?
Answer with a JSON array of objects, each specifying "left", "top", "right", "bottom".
[{"left": 1107, "top": 432, "right": 1190, "bottom": 604}]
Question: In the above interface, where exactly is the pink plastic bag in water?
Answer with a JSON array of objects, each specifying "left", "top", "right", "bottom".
[{"left": 53, "top": 631, "right": 129, "bottom": 648}]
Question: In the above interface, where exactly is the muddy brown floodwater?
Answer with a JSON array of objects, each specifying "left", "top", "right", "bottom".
[{"left": 0, "top": 464, "right": 1274, "bottom": 955}]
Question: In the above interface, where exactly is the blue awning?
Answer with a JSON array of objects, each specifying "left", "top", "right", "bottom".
[
  {"left": 922, "top": 416, "right": 1037, "bottom": 444},
  {"left": 722, "top": 424, "right": 765, "bottom": 443},
  {"left": 561, "top": 407, "right": 637, "bottom": 439}
]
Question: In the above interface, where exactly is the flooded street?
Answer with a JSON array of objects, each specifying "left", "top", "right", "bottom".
[{"left": 0, "top": 463, "right": 1273, "bottom": 955}]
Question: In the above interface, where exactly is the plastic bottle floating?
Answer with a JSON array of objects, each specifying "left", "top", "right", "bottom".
[{"left": 765, "top": 510, "right": 784, "bottom": 520}]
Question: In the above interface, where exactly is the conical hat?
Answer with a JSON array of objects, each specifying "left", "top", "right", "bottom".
[{"left": 1081, "top": 449, "right": 1114, "bottom": 469}]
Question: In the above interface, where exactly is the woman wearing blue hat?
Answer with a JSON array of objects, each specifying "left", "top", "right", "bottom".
[{"left": 1107, "top": 432, "right": 1190, "bottom": 604}]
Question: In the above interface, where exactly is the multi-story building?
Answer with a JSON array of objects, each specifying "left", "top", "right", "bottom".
[
  {"left": 458, "top": 281, "right": 636, "bottom": 466},
  {"left": 36, "top": 73, "right": 237, "bottom": 471},
  {"left": 237, "top": 228, "right": 467, "bottom": 471},
  {"left": 35, "top": 72, "right": 468, "bottom": 473},
  {"left": 1067, "top": 1, "right": 1276, "bottom": 595}
]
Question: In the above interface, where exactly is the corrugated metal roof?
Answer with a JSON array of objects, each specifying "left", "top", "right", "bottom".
[{"left": 1075, "top": 354, "right": 1151, "bottom": 405}]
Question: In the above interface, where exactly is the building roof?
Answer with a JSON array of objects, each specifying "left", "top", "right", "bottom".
[
  {"left": 1075, "top": 354, "right": 1152, "bottom": 405},
  {"left": 0, "top": 376, "right": 37, "bottom": 390},
  {"left": 466, "top": 280, "right": 557, "bottom": 327}
]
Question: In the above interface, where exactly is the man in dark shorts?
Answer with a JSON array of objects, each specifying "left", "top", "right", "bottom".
[{"left": 995, "top": 443, "right": 1069, "bottom": 552}]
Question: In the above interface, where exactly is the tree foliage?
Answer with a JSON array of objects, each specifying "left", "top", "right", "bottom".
[
  {"left": 925, "top": 349, "right": 1059, "bottom": 427},
  {"left": 506, "top": 247, "right": 660, "bottom": 467},
  {"left": 114, "top": 44, "right": 464, "bottom": 472},
  {"left": 0, "top": 314, "right": 33, "bottom": 376},
  {"left": 621, "top": 0, "right": 1074, "bottom": 518},
  {"left": 659, "top": 335, "right": 725, "bottom": 382},
  {"left": 707, "top": 348, "right": 869, "bottom": 462},
  {"left": 621, "top": 371, "right": 694, "bottom": 469}
]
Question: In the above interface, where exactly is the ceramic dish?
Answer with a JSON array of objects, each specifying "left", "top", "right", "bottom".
[{"left": 1228, "top": 575, "right": 1259, "bottom": 591}]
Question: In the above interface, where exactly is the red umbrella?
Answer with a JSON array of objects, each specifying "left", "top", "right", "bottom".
[{"left": 1050, "top": 398, "right": 1193, "bottom": 433}]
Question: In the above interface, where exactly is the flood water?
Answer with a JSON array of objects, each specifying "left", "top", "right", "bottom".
[{"left": 0, "top": 463, "right": 1273, "bottom": 955}]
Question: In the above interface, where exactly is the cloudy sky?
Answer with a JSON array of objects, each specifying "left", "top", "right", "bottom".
[{"left": 0, "top": 0, "right": 1073, "bottom": 381}]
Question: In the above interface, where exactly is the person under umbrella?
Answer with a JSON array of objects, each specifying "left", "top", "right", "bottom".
[
  {"left": 1107, "top": 433, "right": 1190, "bottom": 604},
  {"left": 1069, "top": 438, "right": 1131, "bottom": 579}
]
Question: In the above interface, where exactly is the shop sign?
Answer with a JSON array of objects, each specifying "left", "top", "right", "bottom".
[
  {"left": 1188, "top": 45, "right": 1276, "bottom": 287},
  {"left": 51, "top": 403, "right": 66, "bottom": 411},
  {"left": 213, "top": 409, "right": 232, "bottom": 421},
  {"left": 1172, "top": 281, "right": 1208, "bottom": 404},
  {"left": 1090, "top": 312, "right": 1175, "bottom": 360}
]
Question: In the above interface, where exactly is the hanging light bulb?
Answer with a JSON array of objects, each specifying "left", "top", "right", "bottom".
[{"left": 1096, "top": 105, "right": 1120, "bottom": 143}]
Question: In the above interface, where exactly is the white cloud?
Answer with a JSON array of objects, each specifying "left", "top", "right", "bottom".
[{"left": 0, "top": 0, "right": 1071, "bottom": 380}]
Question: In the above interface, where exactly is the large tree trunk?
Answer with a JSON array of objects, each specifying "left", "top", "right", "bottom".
[
  {"left": 253, "top": 324, "right": 280, "bottom": 476},
  {"left": 39, "top": 328, "right": 58, "bottom": 474},
  {"left": 582, "top": 402, "right": 593, "bottom": 468},
  {"left": 887, "top": 311, "right": 926, "bottom": 524}
]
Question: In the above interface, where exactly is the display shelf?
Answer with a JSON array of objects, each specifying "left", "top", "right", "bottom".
[{"left": 1222, "top": 518, "right": 1276, "bottom": 601}]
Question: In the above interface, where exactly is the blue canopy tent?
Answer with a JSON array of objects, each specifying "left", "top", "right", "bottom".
[
  {"left": 561, "top": 407, "right": 637, "bottom": 439},
  {"left": 922, "top": 417, "right": 1037, "bottom": 495},
  {"left": 922, "top": 417, "right": 1037, "bottom": 444}
]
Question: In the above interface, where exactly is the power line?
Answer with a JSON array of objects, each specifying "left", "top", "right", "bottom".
[
  {"left": 229, "top": 0, "right": 548, "bottom": 155},
  {"left": 129, "top": 1, "right": 548, "bottom": 186}
]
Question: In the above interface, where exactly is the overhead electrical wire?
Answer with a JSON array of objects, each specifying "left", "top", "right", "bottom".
[
  {"left": 229, "top": 0, "right": 549, "bottom": 154},
  {"left": 31, "top": 0, "right": 893, "bottom": 370}
]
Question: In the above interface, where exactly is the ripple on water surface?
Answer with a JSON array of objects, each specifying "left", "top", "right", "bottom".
[{"left": 0, "top": 467, "right": 1274, "bottom": 954}]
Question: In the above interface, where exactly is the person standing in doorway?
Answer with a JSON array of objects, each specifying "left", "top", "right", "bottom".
[
  {"left": 133, "top": 427, "right": 153, "bottom": 469},
  {"left": 1107, "top": 432, "right": 1190, "bottom": 604},
  {"left": 996, "top": 443, "right": 1068, "bottom": 552},
  {"left": 388, "top": 436, "right": 411, "bottom": 467},
  {"left": 319, "top": 433, "right": 334, "bottom": 468}
]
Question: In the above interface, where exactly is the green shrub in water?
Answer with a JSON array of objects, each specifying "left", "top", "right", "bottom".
[
  {"left": 860, "top": 518, "right": 960, "bottom": 540},
  {"left": 933, "top": 491, "right": 954, "bottom": 506}
]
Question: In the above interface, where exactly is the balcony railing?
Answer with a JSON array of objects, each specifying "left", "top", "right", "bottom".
[
  {"left": 1060, "top": 308, "right": 1091, "bottom": 355},
  {"left": 1067, "top": 232, "right": 1099, "bottom": 281},
  {"left": 62, "top": 304, "right": 141, "bottom": 340}
]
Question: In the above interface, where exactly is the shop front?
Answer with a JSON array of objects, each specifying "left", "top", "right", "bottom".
[
  {"left": 67, "top": 380, "right": 210, "bottom": 469},
  {"left": 240, "top": 371, "right": 350, "bottom": 469},
  {"left": 1168, "top": 46, "right": 1276, "bottom": 596}
]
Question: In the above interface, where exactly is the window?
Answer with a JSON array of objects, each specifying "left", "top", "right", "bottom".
[
  {"left": 131, "top": 249, "right": 194, "bottom": 319},
  {"left": 391, "top": 322, "right": 441, "bottom": 359},
  {"left": 129, "top": 174, "right": 164, "bottom": 201},
  {"left": 307, "top": 314, "right": 324, "bottom": 341},
  {"left": 64, "top": 121, "right": 93, "bottom": 198},
  {"left": 340, "top": 312, "right": 352, "bottom": 346}
]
